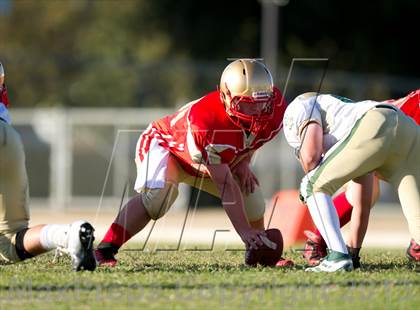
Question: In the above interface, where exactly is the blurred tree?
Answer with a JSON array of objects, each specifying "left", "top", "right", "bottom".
[
  {"left": 0, "top": 0, "right": 418, "bottom": 108},
  {"left": 282, "top": 0, "right": 420, "bottom": 76},
  {"left": 0, "top": 0, "right": 262, "bottom": 107}
]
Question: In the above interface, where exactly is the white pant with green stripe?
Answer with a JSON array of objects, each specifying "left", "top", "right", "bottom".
[{"left": 300, "top": 107, "right": 420, "bottom": 243}]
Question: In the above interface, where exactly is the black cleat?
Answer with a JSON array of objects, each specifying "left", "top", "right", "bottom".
[{"left": 66, "top": 221, "right": 96, "bottom": 271}]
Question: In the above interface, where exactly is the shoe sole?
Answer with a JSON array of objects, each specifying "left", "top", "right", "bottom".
[
  {"left": 305, "top": 261, "right": 353, "bottom": 272},
  {"left": 75, "top": 223, "right": 96, "bottom": 271}
]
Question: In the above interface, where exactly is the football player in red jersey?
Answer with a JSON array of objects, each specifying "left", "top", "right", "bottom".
[
  {"left": 0, "top": 62, "right": 96, "bottom": 271},
  {"left": 302, "top": 89, "right": 420, "bottom": 267},
  {"left": 95, "top": 59, "right": 293, "bottom": 267}
]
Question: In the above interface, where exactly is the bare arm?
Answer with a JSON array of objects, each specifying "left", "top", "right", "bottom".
[
  {"left": 231, "top": 151, "right": 259, "bottom": 195},
  {"left": 207, "top": 163, "right": 264, "bottom": 248},
  {"left": 298, "top": 122, "right": 324, "bottom": 173},
  {"left": 345, "top": 173, "right": 375, "bottom": 248}
]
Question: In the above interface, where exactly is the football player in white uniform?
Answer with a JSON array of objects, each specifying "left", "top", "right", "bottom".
[
  {"left": 283, "top": 92, "right": 419, "bottom": 272},
  {"left": 0, "top": 62, "right": 96, "bottom": 271}
]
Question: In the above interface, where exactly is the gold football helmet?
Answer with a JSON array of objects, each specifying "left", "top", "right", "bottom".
[{"left": 220, "top": 59, "right": 275, "bottom": 134}]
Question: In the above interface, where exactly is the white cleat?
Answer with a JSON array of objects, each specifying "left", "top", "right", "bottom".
[
  {"left": 57, "top": 220, "right": 96, "bottom": 271},
  {"left": 305, "top": 251, "right": 353, "bottom": 273}
]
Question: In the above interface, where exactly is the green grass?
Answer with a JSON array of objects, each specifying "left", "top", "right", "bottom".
[{"left": 0, "top": 246, "right": 418, "bottom": 309}]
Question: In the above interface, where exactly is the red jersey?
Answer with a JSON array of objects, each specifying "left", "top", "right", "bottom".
[
  {"left": 138, "top": 87, "right": 286, "bottom": 177},
  {"left": 387, "top": 89, "right": 420, "bottom": 125},
  {"left": 0, "top": 84, "right": 10, "bottom": 107},
  {"left": 0, "top": 85, "right": 10, "bottom": 123}
]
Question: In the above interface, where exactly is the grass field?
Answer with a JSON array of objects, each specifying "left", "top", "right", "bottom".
[{"left": 0, "top": 246, "right": 418, "bottom": 310}]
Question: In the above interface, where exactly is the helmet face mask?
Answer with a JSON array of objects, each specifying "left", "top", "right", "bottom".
[{"left": 220, "top": 59, "right": 275, "bottom": 135}]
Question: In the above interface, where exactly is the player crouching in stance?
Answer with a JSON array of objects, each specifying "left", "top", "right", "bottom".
[
  {"left": 95, "top": 59, "right": 293, "bottom": 267},
  {"left": 0, "top": 63, "right": 96, "bottom": 271},
  {"left": 283, "top": 92, "right": 419, "bottom": 272},
  {"left": 301, "top": 90, "right": 420, "bottom": 267}
]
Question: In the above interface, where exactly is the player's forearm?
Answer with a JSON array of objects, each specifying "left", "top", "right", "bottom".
[
  {"left": 299, "top": 123, "right": 324, "bottom": 173},
  {"left": 216, "top": 180, "right": 250, "bottom": 234},
  {"left": 300, "top": 154, "right": 322, "bottom": 172},
  {"left": 207, "top": 164, "right": 251, "bottom": 234}
]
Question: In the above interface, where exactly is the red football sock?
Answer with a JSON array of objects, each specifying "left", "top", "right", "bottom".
[
  {"left": 314, "top": 191, "right": 353, "bottom": 236},
  {"left": 100, "top": 223, "right": 132, "bottom": 248}
]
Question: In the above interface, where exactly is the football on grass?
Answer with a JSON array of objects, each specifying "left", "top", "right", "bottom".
[{"left": 244, "top": 228, "right": 283, "bottom": 267}]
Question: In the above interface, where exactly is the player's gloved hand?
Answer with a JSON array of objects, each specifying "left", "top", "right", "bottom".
[
  {"left": 240, "top": 228, "right": 266, "bottom": 250},
  {"left": 232, "top": 160, "right": 259, "bottom": 195}
]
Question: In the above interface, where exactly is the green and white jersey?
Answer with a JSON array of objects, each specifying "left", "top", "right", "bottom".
[{"left": 283, "top": 93, "right": 378, "bottom": 152}]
